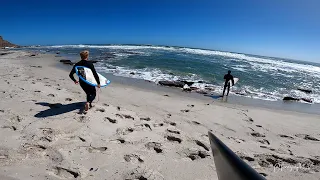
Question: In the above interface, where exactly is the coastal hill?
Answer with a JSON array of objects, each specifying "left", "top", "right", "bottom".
[{"left": 0, "top": 36, "right": 17, "bottom": 47}]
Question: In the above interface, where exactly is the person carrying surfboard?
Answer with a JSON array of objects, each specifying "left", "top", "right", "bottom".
[
  {"left": 222, "top": 70, "right": 234, "bottom": 97},
  {"left": 69, "top": 50, "right": 100, "bottom": 111}
]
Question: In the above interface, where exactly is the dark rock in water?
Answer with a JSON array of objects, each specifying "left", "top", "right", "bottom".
[
  {"left": 129, "top": 72, "right": 135, "bottom": 75},
  {"left": 301, "top": 98, "right": 313, "bottom": 103},
  {"left": 56, "top": 52, "right": 60, "bottom": 54},
  {"left": 59, "top": 60, "right": 74, "bottom": 65},
  {"left": 89, "top": 60, "right": 99, "bottom": 63},
  {"left": 169, "top": 72, "right": 175, "bottom": 75},
  {"left": 159, "top": 81, "right": 185, "bottom": 88},
  {"left": 190, "top": 87, "right": 199, "bottom": 91},
  {"left": 198, "top": 81, "right": 205, "bottom": 83},
  {"left": 297, "top": 88, "right": 312, "bottom": 94},
  {"left": 235, "top": 92, "right": 246, "bottom": 96},
  {"left": 283, "top": 96, "right": 299, "bottom": 101},
  {"left": 283, "top": 96, "right": 313, "bottom": 103},
  {"left": 60, "top": 59, "right": 71, "bottom": 63},
  {"left": 179, "top": 80, "right": 194, "bottom": 86}
]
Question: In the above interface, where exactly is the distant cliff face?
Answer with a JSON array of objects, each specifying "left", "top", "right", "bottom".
[{"left": 0, "top": 36, "right": 17, "bottom": 47}]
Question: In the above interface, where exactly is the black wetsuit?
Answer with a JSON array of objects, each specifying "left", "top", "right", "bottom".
[
  {"left": 223, "top": 73, "right": 234, "bottom": 96},
  {"left": 69, "top": 60, "right": 100, "bottom": 103}
]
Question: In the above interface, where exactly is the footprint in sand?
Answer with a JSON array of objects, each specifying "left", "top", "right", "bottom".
[
  {"left": 194, "top": 140, "right": 209, "bottom": 151},
  {"left": 96, "top": 108, "right": 105, "bottom": 112},
  {"left": 75, "top": 116, "right": 90, "bottom": 123},
  {"left": 185, "top": 149, "right": 210, "bottom": 161},
  {"left": 228, "top": 137, "right": 246, "bottom": 144},
  {"left": 258, "top": 139, "right": 270, "bottom": 145},
  {"left": 10, "top": 115, "right": 23, "bottom": 123},
  {"left": 124, "top": 154, "right": 144, "bottom": 163},
  {"left": 86, "top": 146, "right": 108, "bottom": 153},
  {"left": 166, "top": 135, "right": 182, "bottom": 143},
  {"left": 153, "top": 123, "right": 164, "bottom": 127},
  {"left": 47, "top": 94, "right": 55, "bottom": 97},
  {"left": 124, "top": 167, "right": 164, "bottom": 180},
  {"left": 166, "top": 128, "right": 180, "bottom": 135},
  {"left": 279, "top": 134, "right": 294, "bottom": 140},
  {"left": 180, "top": 109, "right": 190, "bottom": 113},
  {"left": 164, "top": 121, "right": 176, "bottom": 126},
  {"left": 1, "top": 126, "right": 17, "bottom": 131},
  {"left": 52, "top": 167, "right": 80, "bottom": 179},
  {"left": 116, "top": 127, "right": 135, "bottom": 135},
  {"left": 250, "top": 132, "right": 265, "bottom": 138},
  {"left": 145, "top": 142, "right": 163, "bottom": 153},
  {"left": 295, "top": 134, "right": 320, "bottom": 141},
  {"left": 140, "top": 117, "right": 151, "bottom": 121},
  {"left": 65, "top": 98, "right": 72, "bottom": 101},
  {"left": 105, "top": 117, "right": 117, "bottom": 124}
]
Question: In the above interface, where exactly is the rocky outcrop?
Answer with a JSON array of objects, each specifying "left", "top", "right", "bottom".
[
  {"left": 158, "top": 81, "right": 185, "bottom": 88},
  {"left": 59, "top": 59, "right": 74, "bottom": 65},
  {"left": 0, "top": 36, "right": 17, "bottom": 48},
  {"left": 283, "top": 96, "right": 313, "bottom": 103},
  {"left": 297, "top": 88, "right": 312, "bottom": 94}
]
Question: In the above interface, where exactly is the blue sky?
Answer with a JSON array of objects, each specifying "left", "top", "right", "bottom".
[{"left": 1, "top": 0, "right": 319, "bottom": 62}]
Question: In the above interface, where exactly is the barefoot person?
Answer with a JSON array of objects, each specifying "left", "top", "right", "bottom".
[
  {"left": 69, "top": 50, "right": 100, "bottom": 111},
  {"left": 222, "top": 70, "right": 234, "bottom": 97}
]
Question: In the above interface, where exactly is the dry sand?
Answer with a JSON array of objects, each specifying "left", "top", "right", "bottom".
[{"left": 0, "top": 50, "right": 320, "bottom": 180}]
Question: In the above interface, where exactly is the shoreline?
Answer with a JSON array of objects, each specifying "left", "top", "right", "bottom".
[
  {"left": 52, "top": 50, "right": 320, "bottom": 115},
  {"left": 1, "top": 50, "right": 320, "bottom": 180}
]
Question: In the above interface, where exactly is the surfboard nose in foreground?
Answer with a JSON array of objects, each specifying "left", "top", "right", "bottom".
[{"left": 208, "top": 132, "right": 266, "bottom": 180}]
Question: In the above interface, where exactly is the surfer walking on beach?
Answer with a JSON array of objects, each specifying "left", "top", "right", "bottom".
[
  {"left": 69, "top": 50, "right": 100, "bottom": 111},
  {"left": 222, "top": 70, "right": 234, "bottom": 97}
]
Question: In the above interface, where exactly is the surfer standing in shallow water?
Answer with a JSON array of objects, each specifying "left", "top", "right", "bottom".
[
  {"left": 69, "top": 50, "right": 100, "bottom": 111},
  {"left": 222, "top": 70, "right": 234, "bottom": 97}
]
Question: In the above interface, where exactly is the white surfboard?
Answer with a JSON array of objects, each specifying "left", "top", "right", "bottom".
[
  {"left": 227, "top": 77, "right": 239, "bottom": 86},
  {"left": 75, "top": 66, "right": 111, "bottom": 87}
]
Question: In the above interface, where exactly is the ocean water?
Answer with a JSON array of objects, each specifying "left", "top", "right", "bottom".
[{"left": 26, "top": 45, "right": 320, "bottom": 104}]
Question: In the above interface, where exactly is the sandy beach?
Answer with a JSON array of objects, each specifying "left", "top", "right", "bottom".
[{"left": 0, "top": 50, "right": 320, "bottom": 180}]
